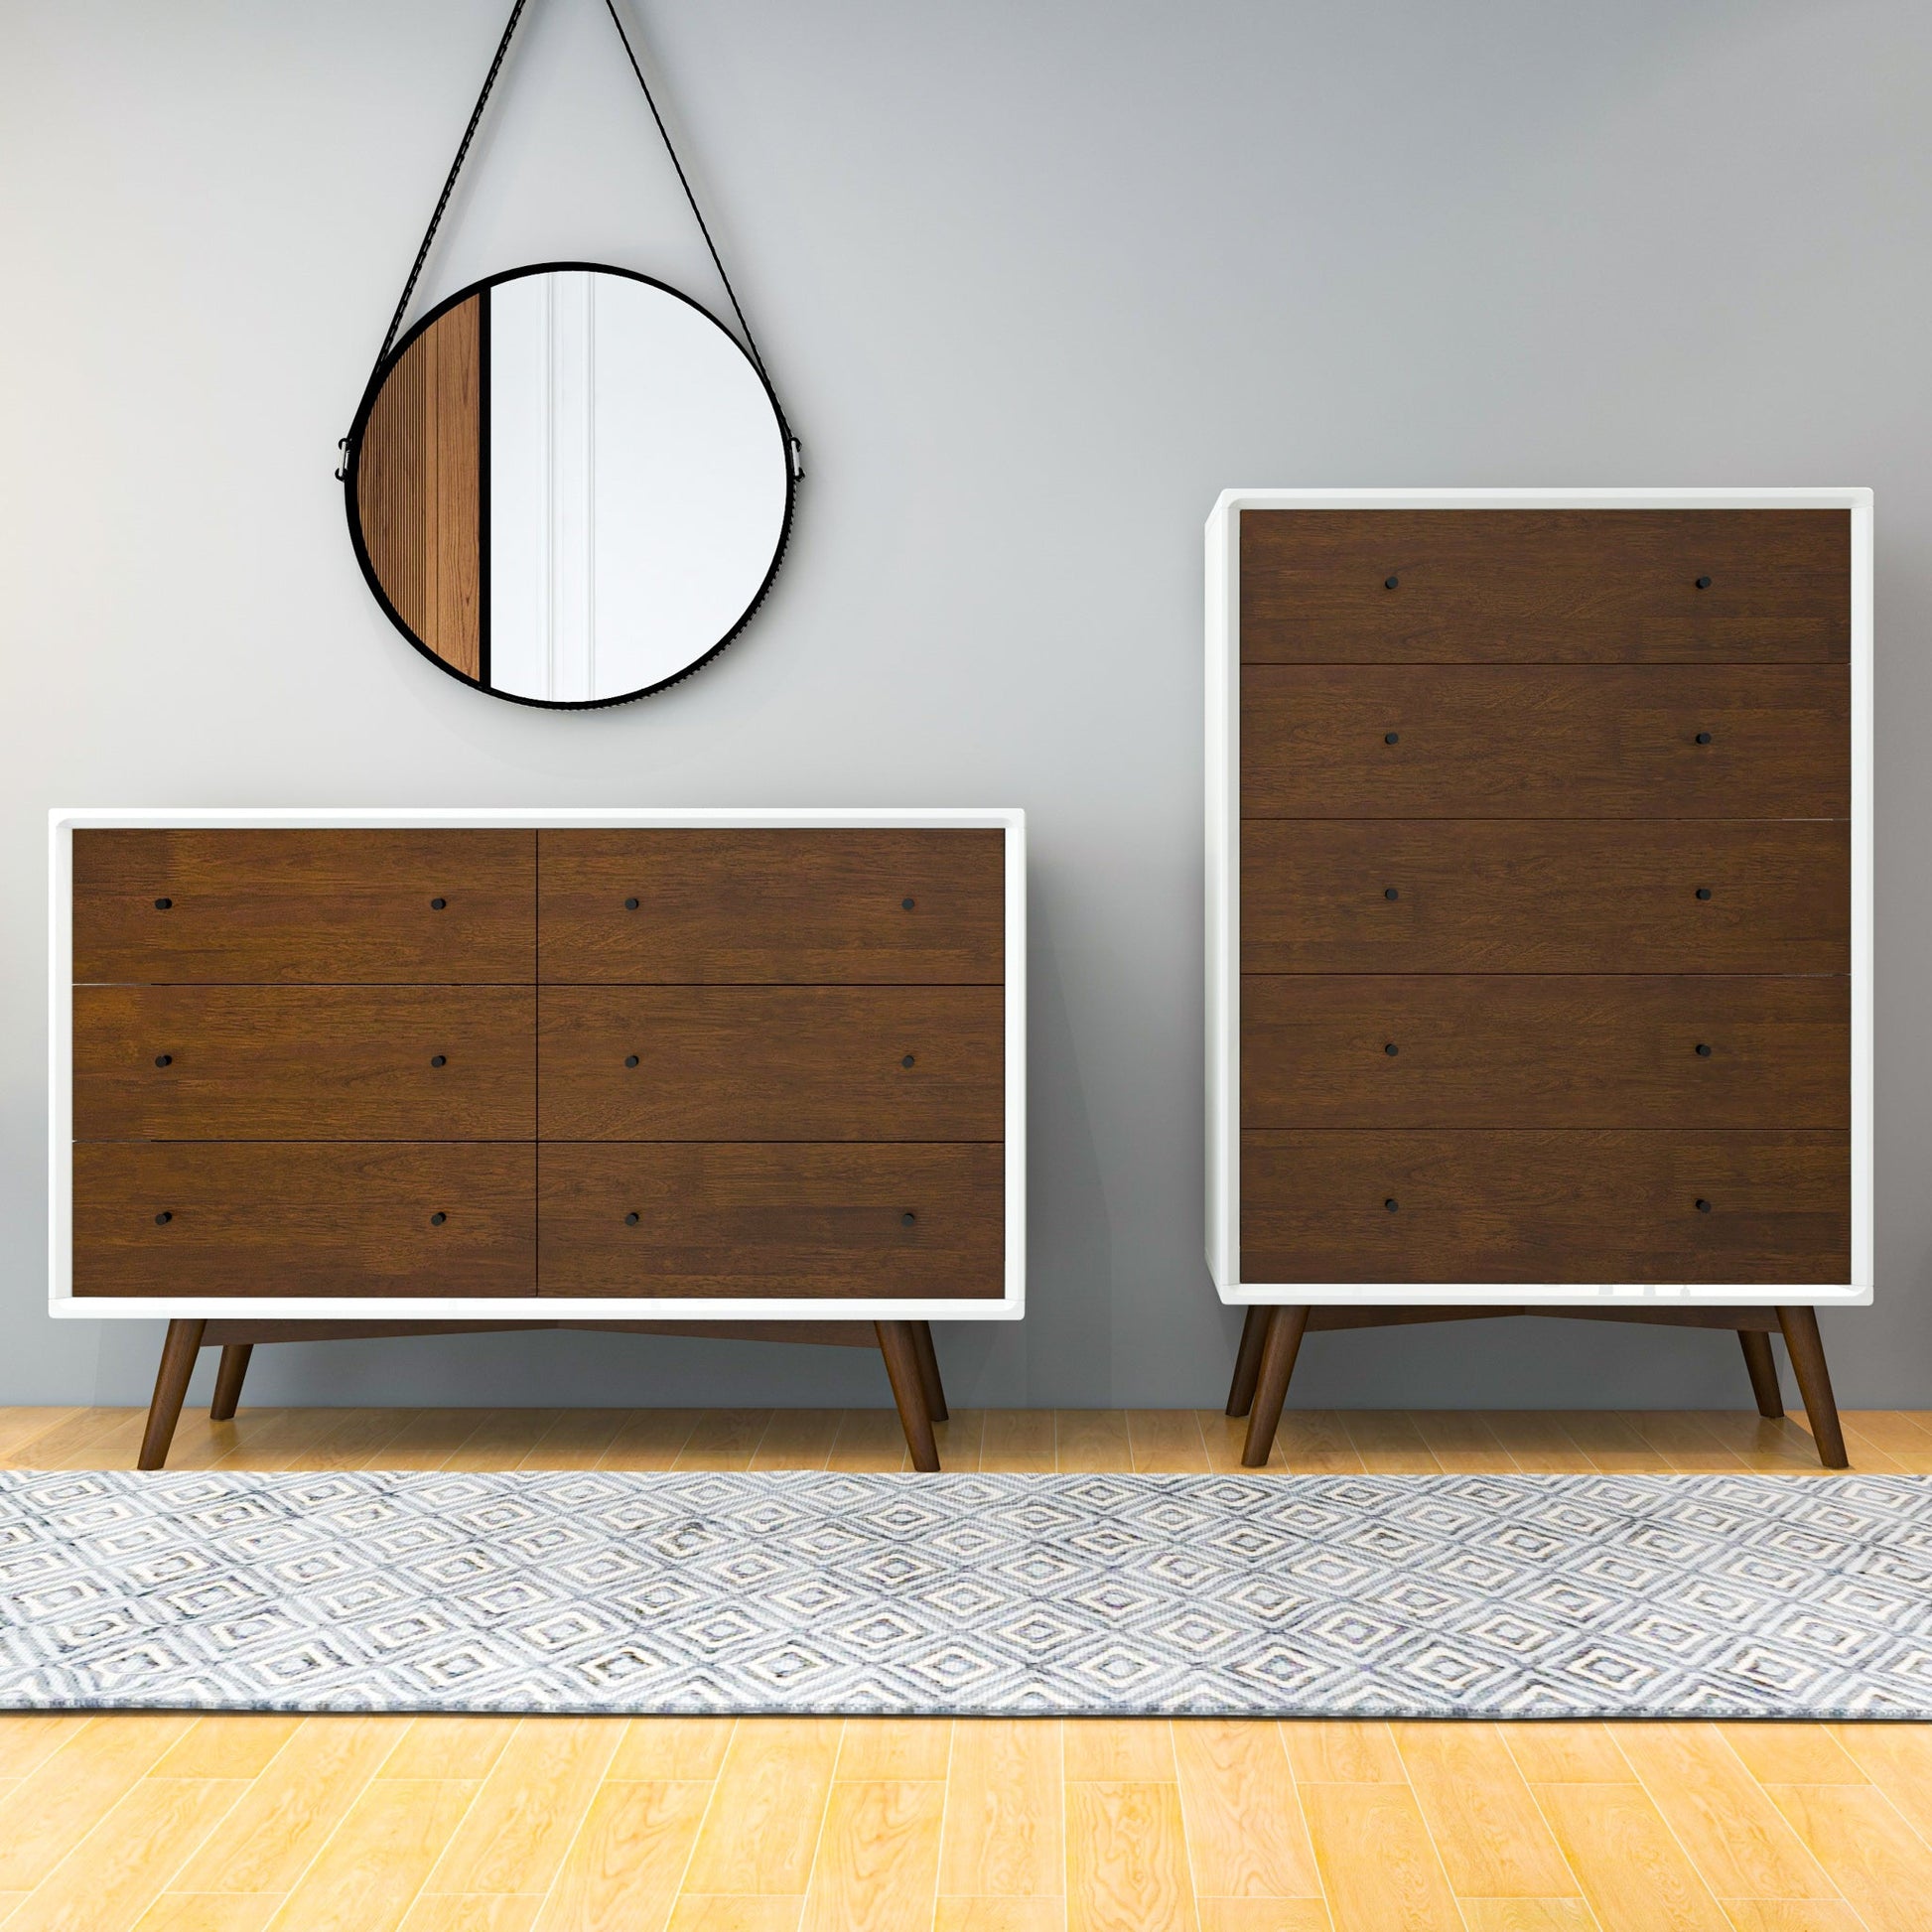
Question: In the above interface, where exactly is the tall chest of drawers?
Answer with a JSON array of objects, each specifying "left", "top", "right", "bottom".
[
  {"left": 1207, "top": 488, "right": 1870, "bottom": 1462},
  {"left": 52, "top": 809, "right": 1025, "bottom": 1468}
]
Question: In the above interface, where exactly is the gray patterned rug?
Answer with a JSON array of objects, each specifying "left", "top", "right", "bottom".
[{"left": 1, "top": 1467, "right": 1929, "bottom": 1719}]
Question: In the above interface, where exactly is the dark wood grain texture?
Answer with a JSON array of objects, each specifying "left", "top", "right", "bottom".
[
  {"left": 537, "top": 986, "right": 1004, "bottom": 1141},
  {"left": 1242, "top": 1306, "right": 1309, "bottom": 1467},
  {"left": 72, "top": 830, "right": 536, "bottom": 984},
  {"left": 1241, "top": 975, "right": 1848, "bottom": 1130},
  {"left": 1776, "top": 1305, "right": 1849, "bottom": 1466},
  {"left": 875, "top": 1320, "right": 941, "bottom": 1469},
  {"left": 208, "top": 1342, "right": 252, "bottom": 1421},
  {"left": 72, "top": 986, "right": 535, "bottom": 1140},
  {"left": 1240, "top": 508, "right": 1850, "bottom": 663},
  {"left": 1738, "top": 1329, "right": 1785, "bottom": 1418},
  {"left": 1240, "top": 819, "right": 1849, "bottom": 975},
  {"left": 537, "top": 1142, "right": 1005, "bottom": 1299},
  {"left": 538, "top": 829, "right": 1006, "bottom": 983},
  {"left": 1242, "top": 664, "right": 1848, "bottom": 818},
  {"left": 354, "top": 294, "right": 483, "bottom": 678},
  {"left": 72, "top": 1143, "right": 536, "bottom": 1299},
  {"left": 138, "top": 1319, "right": 206, "bottom": 1469},
  {"left": 1240, "top": 1130, "right": 1850, "bottom": 1283}
]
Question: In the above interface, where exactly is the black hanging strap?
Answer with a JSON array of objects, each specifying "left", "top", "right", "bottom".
[{"left": 339, "top": 0, "right": 791, "bottom": 478}]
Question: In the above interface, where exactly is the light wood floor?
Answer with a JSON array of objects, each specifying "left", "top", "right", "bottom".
[{"left": 2, "top": 1404, "right": 1930, "bottom": 1931}]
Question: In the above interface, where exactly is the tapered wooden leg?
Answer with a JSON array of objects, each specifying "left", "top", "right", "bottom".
[
  {"left": 1241, "top": 1306, "right": 1310, "bottom": 1468},
  {"left": 909, "top": 1321, "right": 948, "bottom": 1423},
  {"left": 1226, "top": 1305, "right": 1271, "bottom": 1417},
  {"left": 139, "top": 1319, "right": 207, "bottom": 1470},
  {"left": 1737, "top": 1329, "right": 1784, "bottom": 1420},
  {"left": 1776, "top": 1307, "right": 1848, "bottom": 1468},
  {"left": 209, "top": 1343, "right": 253, "bottom": 1423},
  {"left": 876, "top": 1321, "right": 940, "bottom": 1470}
]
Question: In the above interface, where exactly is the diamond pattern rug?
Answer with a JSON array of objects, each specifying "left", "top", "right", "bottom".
[{"left": 1, "top": 1467, "right": 1929, "bottom": 1719}]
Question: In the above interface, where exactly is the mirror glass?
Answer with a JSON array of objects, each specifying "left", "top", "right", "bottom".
[{"left": 347, "top": 263, "right": 793, "bottom": 707}]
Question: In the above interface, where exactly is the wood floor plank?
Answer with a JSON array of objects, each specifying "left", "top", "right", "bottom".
[
  {"left": 1761, "top": 1784, "right": 1932, "bottom": 1932},
  {"left": 515, "top": 1410, "right": 630, "bottom": 1470},
  {"left": 1193, "top": 1902, "right": 1333, "bottom": 1932},
  {"left": 1337, "top": 1411, "right": 1440, "bottom": 1473},
  {"left": 1835, "top": 1411, "right": 1932, "bottom": 1449},
  {"left": 665, "top": 1900, "right": 805, "bottom": 1932},
  {"left": 8, "top": 1777, "right": 250, "bottom": 1932},
  {"left": 1198, "top": 1410, "right": 1288, "bottom": 1473},
  {"left": 1456, "top": 1904, "right": 1597, "bottom": 1931},
  {"left": 674, "top": 1410, "right": 775, "bottom": 1471},
  {"left": 682, "top": 1718, "right": 842, "bottom": 1895},
  {"left": 934, "top": 1901, "right": 1069, "bottom": 1932},
  {"left": 798, "top": 1780, "right": 946, "bottom": 1932},
  {"left": 130, "top": 1894, "right": 285, "bottom": 1932},
  {"left": 424, "top": 1718, "right": 622, "bottom": 1894},
  {"left": 380, "top": 1718, "right": 521, "bottom": 1782},
  {"left": 1717, "top": 1728, "right": 1865, "bottom": 1786},
  {"left": 1473, "top": 1413, "right": 1598, "bottom": 1473},
  {"left": 1066, "top": 1780, "right": 1198, "bottom": 1932},
  {"left": 0, "top": 1408, "right": 83, "bottom": 1462},
  {"left": 1272, "top": 1413, "right": 1365, "bottom": 1474},
  {"left": 30, "top": 1408, "right": 146, "bottom": 1470},
  {"left": 263, "top": 1777, "right": 480, "bottom": 1932},
  {"left": 1544, "top": 1411, "right": 1660, "bottom": 1473},
  {"left": 209, "top": 1406, "right": 372, "bottom": 1472},
  {"left": 978, "top": 1410, "right": 1056, "bottom": 1473},
  {"left": 1826, "top": 1724, "right": 1932, "bottom": 1840},
  {"left": 0, "top": 1715, "right": 89, "bottom": 1781},
  {"left": 1532, "top": 1781, "right": 1731, "bottom": 1931},
  {"left": 1298, "top": 1781, "right": 1462, "bottom": 1931},
  {"left": 938, "top": 1720, "right": 1064, "bottom": 1899},
  {"left": 1408, "top": 1410, "right": 1516, "bottom": 1472},
  {"left": 826, "top": 1410, "right": 909, "bottom": 1472},
  {"left": 530, "top": 1778, "right": 712, "bottom": 1932},
  {"left": 1279, "top": 1721, "right": 1406, "bottom": 1785},
  {"left": 835, "top": 1718, "right": 951, "bottom": 1781},
  {"left": 748, "top": 1411, "right": 842, "bottom": 1472},
  {"left": 1717, "top": 1902, "right": 1866, "bottom": 1932},
  {"left": 1391, "top": 1722, "right": 1578, "bottom": 1897},
  {"left": 596, "top": 1410, "right": 702, "bottom": 1470},
  {"left": 299, "top": 1407, "right": 428, "bottom": 1470},
  {"left": 1055, "top": 1411, "right": 1134, "bottom": 1472},
  {"left": 1612, "top": 1724, "right": 1837, "bottom": 1901},
  {"left": 1126, "top": 1410, "right": 1210, "bottom": 1472},
  {"left": 1065, "top": 1720, "right": 1175, "bottom": 1782},
  {"left": 0, "top": 1714, "right": 194, "bottom": 1890},
  {"left": 397, "top": 1897, "right": 545, "bottom": 1932},
  {"left": 440, "top": 1410, "right": 564, "bottom": 1471},
  {"left": 1623, "top": 1415, "right": 1748, "bottom": 1472},
  {"left": 1501, "top": 1725, "right": 1633, "bottom": 1784},
  {"left": 151, "top": 1716, "right": 302, "bottom": 1780},
  {"left": 358, "top": 1410, "right": 499, "bottom": 1471},
  {"left": 935, "top": 1406, "right": 986, "bottom": 1471},
  {"left": 609, "top": 1718, "right": 737, "bottom": 1783},
  {"left": 1172, "top": 1718, "right": 1320, "bottom": 1899}
]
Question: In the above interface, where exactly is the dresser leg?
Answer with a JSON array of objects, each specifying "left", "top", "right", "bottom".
[
  {"left": 1226, "top": 1305, "right": 1271, "bottom": 1418},
  {"left": 876, "top": 1321, "right": 940, "bottom": 1471},
  {"left": 908, "top": 1322, "right": 948, "bottom": 1423},
  {"left": 209, "top": 1344, "right": 253, "bottom": 1423},
  {"left": 1776, "top": 1308, "right": 1848, "bottom": 1468},
  {"left": 1242, "top": 1306, "right": 1309, "bottom": 1468},
  {"left": 1737, "top": 1329, "right": 1784, "bottom": 1420},
  {"left": 139, "top": 1319, "right": 207, "bottom": 1471}
]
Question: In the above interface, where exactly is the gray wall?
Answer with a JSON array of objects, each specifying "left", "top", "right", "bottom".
[{"left": 4, "top": 0, "right": 1928, "bottom": 1414}]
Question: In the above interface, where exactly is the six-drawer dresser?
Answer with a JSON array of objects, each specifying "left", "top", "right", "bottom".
[
  {"left": 52, "top": 809, "right": 1026, "bottom": 1469},
  {"left": 1207, "top": 488, "right": 1871, "bottom": 1466}
]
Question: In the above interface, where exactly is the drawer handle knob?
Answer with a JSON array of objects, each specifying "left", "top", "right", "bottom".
[
  {"left": 901, "top": 1211, "right": 917, "bottom": 1226},
  {"left": 1384, "top": 732, "right": 1400, "bottom": 746},
  {"left": 625, "top": 1211, "right": 640, "bottom": 1226},
  {"left": 1384, "top": 575, "right": 1399, "bottom": 589},
  {"left": 154, "top": 1210, "right": 173, "bottom": 1225},
  {"left": 1695, "top": 1197, "right": 1713, "bottom": 1212},
  {"left": 430, "top": 897, "right": 448, "bottom": 910},
  {"left": 1384, "top": 1197, "right": 1399, "bottom": 1212},
  {"left": 1695, "top": 1042, "right": 1713, "bottom": 1057},
  {"left": 1384, "top": 1042, "right": 1399, "bottom": 1056},
  {"left": 624, "top": 897, "right": 639, "bottom": 910},
  {"left": 901, "top": 1053, "right": 916, "bottom": 1068},
  {"left": 1695, "top": 886, "right": 1714, "bottom": 900},
  {"left": 153, "top": 897, "right": 173, "bottom": 910},
  {"left": 1695, "top": 731, "right": 1713, "bottom": 745},
  {"left": 430, "top": 1211, "right": 448, "bottom": 1225},
  {"left": 430, "top": 1054, "right": 447, "bottom": 1067},
  {"left": 153, "top": 1053, "right": 172, "bottom": 1068},
  {"left": 1384, "top": 887, "right": 1400, "bottom": 901},
  {"left": 1696, "top": 576, "right": 1713, "bottom": 589},
  {"left": 624, "top": 1054, "right": 640, "bottom": 1068},
  {"left": 901, "top": 897, "right": 916, "bottom": 910}
]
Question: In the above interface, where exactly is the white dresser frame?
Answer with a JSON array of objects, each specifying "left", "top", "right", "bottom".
[{"left": 1205, "top": 486, "right": 1872, "bottom": 1310}]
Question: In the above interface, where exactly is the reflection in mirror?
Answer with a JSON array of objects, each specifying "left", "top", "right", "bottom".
[{"left": 349, "top": 264, "right": 792, "bottom": 708}]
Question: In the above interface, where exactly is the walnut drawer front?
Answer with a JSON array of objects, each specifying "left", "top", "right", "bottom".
[
  {"left": 72, "top": 829, "right": 536, "bottom": 984},
  {"left": 538, "top": 1143, "right": 1004, "bottom": 1299},
  {"left": 537, "top": 987, "right": 1004, "bottom": 1141},
  {"left": 1239, "top": 508, "right": 1850, "bottom": 664},
  {"left": 70, "top": 1144, "right": 535, "bottom": 1298},
  {"left": 71, "top": 986, "right": 535, "bottom": 1141},
  {"left": 1241, "top": 665, "right": 1848, "bottom": 819},
  {"left": 1241, "top": 976, "right": 1849, "bottom": 1131},
  {"left": 1239, "top": 820, "right": 1850, "bottom": 975},
  {"left": 537, "top": 829, "right": 1005, "bottom": 983},
  {"left": 1240, "top": 1130, "right": 1850, "bottom": 1285}
]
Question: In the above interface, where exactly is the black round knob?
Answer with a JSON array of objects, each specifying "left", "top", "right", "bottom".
[
  {"left": 1384, "top": 732, "right": 1400, "bottom": 746},
  {"left": 1695, "top": 887, "right": 1713, "bottom": 900},
  {"left": 1695, "top": 1198, "right": 1712, "bottom": 1212},
  {"left": 901, "top": 1053, "right": 916, "bottom": 1068},
  {"left": 1384, "top": 1042, "right": 1399, "bottom": 1056},
  {"left": 430, "top": 1054, "right": 447, "bottom": 1067},
  {"left": 1384, "top": 1197, "right": 1399, "bottom": 1212},
  {"left": 153, "top": 897, "right": 173, "bottom": 910},
  {"left": 430, "top": 897, "right": 447, "bottom": 910},
  {"left": 154, "top": 1210, "right": 172, "bottom": 1225},
  {"left": 430, "top": 1211, "right": 447, "bottom": 1225},
  {"left": 901, "top": 897, "right": 915, "bottom": 910},
  {"left": 1695, "top": 731, "right": 1713, "bottom": 745},
  {"left": 901, "top": 1211, "right": 916, "bottom": 1226},
  {"left": 154, "top": 1053, "right": 172, "bottom": 1067},
  {"left": 624, "top": 897, "right": 639, "bottom": 910},
  {"left": 1696, "top": 576, "right": 1713, "bottom": 590},
  {"left": 1384, "top": 575, "right": 1400, "bottom": 590},
  {"left": 1695, "top": 1042, "right": 1713, "bottom": 1057},
  {"left": 1384, "top": 887, "right": 1400, "bottom": 901},
  {"left": 624, "top": 1054, "right": 639, "bottom": 1068},
  {"left": 625, "top": 1211, "right": 640, "bottom": 1226}
]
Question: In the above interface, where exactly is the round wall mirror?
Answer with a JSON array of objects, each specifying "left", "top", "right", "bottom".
[{"left": 345, "top": 262, "right": 793, "bottom": 708}]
